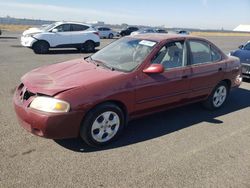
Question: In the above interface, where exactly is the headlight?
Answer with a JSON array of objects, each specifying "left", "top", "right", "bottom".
[
  {"left": 29, "top": 96, "right": 70, "bottom": 113},
  {"left": 25, "top": 34, "right": 34, "bottom": 37}
]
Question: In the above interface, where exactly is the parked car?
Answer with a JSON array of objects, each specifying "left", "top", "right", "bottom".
[
  {"left": 21, "top": 21, "right": 100, "bottom": 54},
  {"left": 119, "top": 26, "right": 139, "bottom": 36},
  {"left": 229, "top": 41, "right": 250, "bottom": 79},
  {"left": 97, "top": 27, "right": 117, "bottom": 39},
  {"left": 177, "top": 30, "right": 190, "bottom": 35},
  {"left": 130, "top": 28, "right": 156, "bottom": 36},
  {"left": 154, "top": 28, "right": 168, "bottom": 33},
  {"left": 131, "top": 28, "right": 168, "bottom": 36},
  {"left": 14, "top": 34, "right": 242, "bottom": 147}
]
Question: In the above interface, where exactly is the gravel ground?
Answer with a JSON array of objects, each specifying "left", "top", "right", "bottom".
[{"left": 0, "top": 32, "right": 250, "bottom": 188}]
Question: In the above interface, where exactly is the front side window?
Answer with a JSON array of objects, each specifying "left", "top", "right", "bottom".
[
  {"left": 55, "top": 24, "right": 71, "bottom": 32},
  {"left": 152, "top": 41, "right": 185, "bottom": 69},
  {"left": 189, "top": 40, "right": 211, "bottom": 65},
  {"left": 91, "top": 37, "right": 157, "bottom": 72},
  {"left": 244, "top": 43, "right": 250, "bottom": 50}
]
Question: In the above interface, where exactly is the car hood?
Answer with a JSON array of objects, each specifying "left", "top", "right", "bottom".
[
  {"left": 21, "top": 59, "right": 123, "bottom": 96},
  {"left": 231, "top": 50, "right": 250, "bottom": 64},
  {"left": 23, "top": 28, "right": 44, "bottom": 36}
]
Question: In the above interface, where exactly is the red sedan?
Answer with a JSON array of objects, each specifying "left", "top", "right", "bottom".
[{"left": 13, "top": 34, "right": 242, "bottom": 147}]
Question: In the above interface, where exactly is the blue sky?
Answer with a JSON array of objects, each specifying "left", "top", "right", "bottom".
[{"left": 0, "top": 0, "right": 249, "bottom": 29}]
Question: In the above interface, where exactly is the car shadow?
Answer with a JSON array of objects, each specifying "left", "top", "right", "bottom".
[
  {"left": 54, "top": 87, "right": 250, "bottom": 153},
  {"left": 47, "top": 49, "right": 99, "bottom": 55}
]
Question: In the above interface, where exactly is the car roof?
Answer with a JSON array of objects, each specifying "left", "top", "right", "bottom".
[
  {"left": 128, "top": 33, "right": 202, "bottom": 42},
  {"left": 54, "top": 21, "right": 92, "bottom": 27}
]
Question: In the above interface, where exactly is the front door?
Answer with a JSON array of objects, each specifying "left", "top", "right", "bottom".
[
  {"left": 51, "top": 24, "right": 72, "bottom": 47},
  {"left": 135, "top": 40, "right": 192, "bottom": 112}
]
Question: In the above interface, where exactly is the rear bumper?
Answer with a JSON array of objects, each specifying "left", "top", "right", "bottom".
[{"left": 13, "top": 89, "right": 84, "bottom": 139}]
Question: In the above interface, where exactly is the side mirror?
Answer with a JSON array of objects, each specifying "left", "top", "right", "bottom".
[
  {"left": 143, "top": 64, "right": 164, "bottom": 74},
  {"left": 239, "top": 45, "right": 244, "bottom": 49},
  {"left": 52, "top": 28, "right": 58, "bottom": 33}
]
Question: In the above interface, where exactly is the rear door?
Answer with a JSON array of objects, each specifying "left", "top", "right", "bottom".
[
  {"left": 70, "top": 24, "right": 90, "bottom": 44},
  {"left": 135, "top": 40, "right": 192, "bottom": 111},
  {"left": 187, "top": 39, "right": 226, "bottom": 100}
]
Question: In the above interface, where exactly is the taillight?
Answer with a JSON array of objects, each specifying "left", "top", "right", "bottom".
[{"left": 94, "top": 32, "right": 99, "bottom": 36}]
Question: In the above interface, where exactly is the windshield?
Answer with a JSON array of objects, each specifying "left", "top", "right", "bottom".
[
  {"left": 42, "top": 23, "right": 57, "bottom": 31},
  {"left": 91, "top": 37, "right": 157, "bottom": 72}
]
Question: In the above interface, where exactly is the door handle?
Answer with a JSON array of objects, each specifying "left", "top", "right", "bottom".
[
  {"left": 218, "top": 68, "right": 222, "bottom": 71},
  {"left": 182, "top": 75, "right": 188, "bottom": 79}
]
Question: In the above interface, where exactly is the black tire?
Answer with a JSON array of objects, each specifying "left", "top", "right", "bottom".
[
  {"left": 84, "top": 40, "right": 95, "bottom": 53},
  {"left": 108, "top": 33, "right": 114, "bottom": 39},
  {"left": 80, "top": 103, "right": 125, "bottom": 147},
  {"left": 32, "top": 41, "right": 49, "bottom": 54},
  {"left": 120, "top": 32, "right": 125, "bottom": 37},
  {"left": 202, "top": 81, "right": 229, "bottom": 110}
]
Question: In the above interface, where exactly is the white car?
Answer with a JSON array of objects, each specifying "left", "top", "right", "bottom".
[
  {"left": 21, "top": 22, "right": 100, "bottom": 54},
  {"left": 97, "top": 27, "right": 117, "bottom": 39}
]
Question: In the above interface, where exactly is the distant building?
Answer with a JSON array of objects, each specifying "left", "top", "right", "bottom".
[
  {"left": 86, "top": 21, "right": 105, "bottom": 26},
  {"left": 233, "top": 25, "right": 250, "bottom": 32}
]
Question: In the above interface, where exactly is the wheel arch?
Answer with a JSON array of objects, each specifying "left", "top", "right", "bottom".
[
  {"left": 83, "top": 100, "right": 129, "bottom": 124},
  {"left": 221, "top": 79, "right": 231, "bottom": 90},
  {"left": 32, "top": 39, "right": 51, "bottom": 48},
  {"left": 84, "top": 39, "right": 95, "bottom": 44}
]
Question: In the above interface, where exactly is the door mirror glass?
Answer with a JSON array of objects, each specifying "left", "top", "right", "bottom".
[
  {"left": 52, "top": 28, "right": 58, "bottom": 33},
  {"left": 143, "top": 64, "right": 164, "bottom": 74}
]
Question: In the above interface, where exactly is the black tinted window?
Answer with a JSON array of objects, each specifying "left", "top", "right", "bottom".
[
  {"left": 71, "top": 24, "right": 89, "bottom": 31},
  {"left": 129, "top": 27, "right": 138, "bottom": 31},
  {"left": 55, "top": 24, "right": 71, "bottom": 32}
]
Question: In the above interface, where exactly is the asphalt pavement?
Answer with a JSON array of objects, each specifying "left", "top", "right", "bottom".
[{"left": 0, "top": 32, "right": 250, "bottom": 188}]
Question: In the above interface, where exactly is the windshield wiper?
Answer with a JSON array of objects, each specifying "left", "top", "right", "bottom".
[{"left": 91, "top": 58, "right": 115, "bottom": 71}]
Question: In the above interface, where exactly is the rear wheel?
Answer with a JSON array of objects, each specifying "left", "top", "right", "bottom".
[
  {"left": 203, "top": 81, "right": 229, "bottom": 110},
  {"left": 84, "top": 40, "right": 95, "bottom": 53},
  {"left": 108, "top": 33, "right": 114, "bottom": 39},
  {"left": 32, "top": 41, "right": 49, "bottom": 54},
  {"left": 80, "top": 103, "right": 125, "bottom": 147}
]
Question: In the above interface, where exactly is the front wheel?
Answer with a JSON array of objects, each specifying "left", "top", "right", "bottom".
[
  {"left": 80, "top": 103, "right": 125, "bottom": 147},
  {"left": 203, "top": 81, "right": 229, "bottom": 110},
  {"left": 32, "top": 41, "right": 49, "bottom": 54}
]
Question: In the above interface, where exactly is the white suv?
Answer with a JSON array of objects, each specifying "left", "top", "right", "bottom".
[{"left": 21, "top": 22, "right": 100, "bottom": 54}]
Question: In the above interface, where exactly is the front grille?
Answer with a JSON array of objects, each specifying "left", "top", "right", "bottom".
[{"left": 242, "top": 64, "right": 250, "bottom": 75}]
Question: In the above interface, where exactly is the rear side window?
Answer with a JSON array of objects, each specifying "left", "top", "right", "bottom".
[
  {"left": 71, "top": 24, "right": 89, "bottom": 31},
  {"left": 211, "top": 46, "right": 222, "bottom": 62},
  {"left": 189, "top": 41, "right": 211, "bottom": 65}
]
